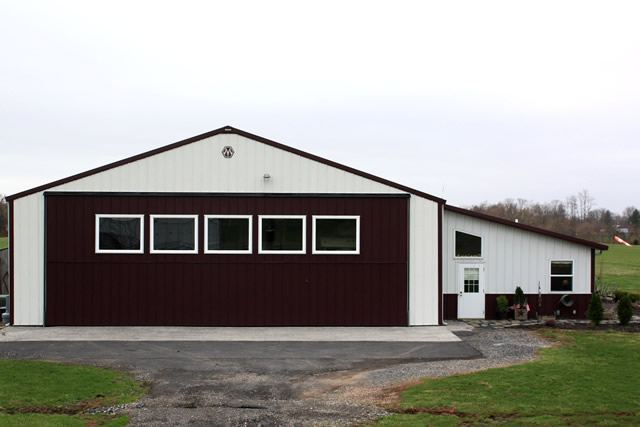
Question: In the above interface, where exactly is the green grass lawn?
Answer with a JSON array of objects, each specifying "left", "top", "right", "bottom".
[
  {"left": 596, "top": 244, "right": 640, "bottom": 293},
  {"left": 378, "top": 330, "right": 640, "bottom": 426},
  {"left": 0, "top": 237, "right": 7, "bottom": 250},
  {"left": 0, "top": 359, "right": 148, "bottom": 426}
]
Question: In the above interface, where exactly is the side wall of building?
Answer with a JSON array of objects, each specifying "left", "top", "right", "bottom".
[
  {"left": 443, "top": 210, "right": 593, "bottom": 319},
  {"left": 11, "top": 133, "right": 440, "bottom": 325}
]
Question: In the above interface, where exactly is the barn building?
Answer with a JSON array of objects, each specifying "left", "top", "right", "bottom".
[{"left": 6, "top": 126, "right": 607, "bottom": 326}]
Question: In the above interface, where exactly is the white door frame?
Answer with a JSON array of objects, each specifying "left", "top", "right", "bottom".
[{"left": 457, "top": 263, "right": 485, "bottom": 319}]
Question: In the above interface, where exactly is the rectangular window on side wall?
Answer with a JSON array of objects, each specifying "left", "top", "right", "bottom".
[
  {"left": 259, "top": 215, "right": 306, "bottom": 254},
  {"left": 151, "top": 215, "right": 198, "bottom": 254},
  {"left": 550, "top": 260, "right": 573, "bottom": 292},
  {"left": 95, "top": 214, "right": 144, "bottom": 254},
  {"left": 455, "top": 230, "right": 482, "bottom": 258},
  {"left": 205, "top": 215, "right": 252, "bottom": 254},
  {"left": 312, "top": 216, "right": 360, "bottom": 254}
]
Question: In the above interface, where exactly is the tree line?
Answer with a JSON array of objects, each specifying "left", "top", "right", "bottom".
[{"left": 468, "top": 190, "right": 639, "bottom": 244}]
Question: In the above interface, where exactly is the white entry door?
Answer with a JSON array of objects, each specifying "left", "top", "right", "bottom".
[{"left": 458, "top": 264, "right": 485, "bottom": 319}]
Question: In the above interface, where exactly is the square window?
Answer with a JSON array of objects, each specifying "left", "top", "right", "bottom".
[
  {"left": 205, "top": 215, "right": 251, "bottom": 254},
  {"left": 151, "top": 215, "right": 198, "bottom": 254},
  {"left": 259, "top": 215, "right": 306, "bottom": 254},
  {"left": 312, "top": 216, "right": 360, "bottom": 254},
  {"left": 95, "top": 215, "right": 144, "bottom": 254},
  {"left": 455, "top": 231, "right": 482, "bottom": 257}
]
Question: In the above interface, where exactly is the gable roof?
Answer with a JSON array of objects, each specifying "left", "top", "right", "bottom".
[
  {"left": 444, "top": 204, "right": 608, "bottom": 250},
  {"left": 7, "top": 125, "right": 445, "bottom": 203}
]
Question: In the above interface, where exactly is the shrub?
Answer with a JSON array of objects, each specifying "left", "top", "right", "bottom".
[
  {"left": 496, "top": 295, "right": 509, "bottom": 319},
  {"left": 588, "top": 292, "right": 604, "bottom": 326},
  {"left": 629, "top": 293, "right": 640, "bottom": 303},
  {"left": 617, "top": 294, "right": 633, "bottom": 325},
  {"left": 544, "top": 319, "right": 556, "bottom": 327},
  {"left": 514, "top": 286, "right": 525, "bottom": 307},
  {"left": 614, "top": 289, "right": 628, "bottom": 303},
  {"left": 634, "top": 239, "right": 639, "bottom": 245}
]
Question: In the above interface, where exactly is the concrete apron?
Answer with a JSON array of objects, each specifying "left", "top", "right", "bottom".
[{"left": 0, "top": 324, "right": 472, "bottom": 342}]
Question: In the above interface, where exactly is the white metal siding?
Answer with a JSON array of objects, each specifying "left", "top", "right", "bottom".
[
  {"left": 11, "top": 133, "right": 440, "bottom": 325},
  {"left": 408, "top": 198, "right": 440, "bottom": 325},
  {"left": 12, "top": 195, "right": 45, "bottom": 325},
  {"left": 443, "top": 211, "right": 592, "bottom": 295}
]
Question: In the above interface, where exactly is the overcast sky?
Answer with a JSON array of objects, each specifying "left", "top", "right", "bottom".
[{"left": 2, "top": 1, "right": 639, "bottom": 214}]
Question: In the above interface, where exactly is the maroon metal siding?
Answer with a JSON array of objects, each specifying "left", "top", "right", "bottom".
[
  {"left": 443, "top": 293, "right": 592, "bottom": 320},
  {"left": 45, "top": 194, "right": 409, "bottom": 326},
  {"left": 442, "top": 294, "right": 457, "bottom": 320}
]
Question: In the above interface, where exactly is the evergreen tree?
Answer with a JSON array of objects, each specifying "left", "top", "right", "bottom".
[
  {"left": 617, "top": 294, "right": 633, "bottom": 325},
  {"left": 588, "top": 292, "right": 604, "bottom": 326}
]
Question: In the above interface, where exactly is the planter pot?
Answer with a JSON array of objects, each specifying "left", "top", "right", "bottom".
[{"left": 514, "top": 309, "right": 528, "bottom": 321}]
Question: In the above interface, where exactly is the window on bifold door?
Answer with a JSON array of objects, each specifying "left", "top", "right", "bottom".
[
  {"left": 550, "top": 260, "right": 573, "bottom": 292},
  {"left": 313, "top": 216, "right": 359, "bottom": 254},
  {"left": 205, "top": 215, "right": 251, "bottom": 254},
  {"left": 96, "top": 215, "right": 144, "bottom": 253},
  {"left": 151, "top": 215, "right": 198, "bottom": 254},
  {"left": 259, "top": 216, "right": 305, "bottom": 254}
]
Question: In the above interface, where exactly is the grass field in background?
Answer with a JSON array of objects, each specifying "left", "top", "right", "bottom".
[
  {"left": 378, "top": 330, "right": 640, "bottom": 426},
  {"left": 596, "top": 244, "right": 640, "bottom": 293},
  {"left": 0, "top": 237, "right": 7, "bottom": 250},
  {"left": 0, "top": 359, "right": 148, "bottom": 426}
]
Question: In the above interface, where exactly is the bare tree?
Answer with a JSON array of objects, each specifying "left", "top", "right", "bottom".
[
  {"left": 566, "top": 195, "right": 578, "bottom": 220},
  {"left": 577, "top": 189, "right": 595, "bottom": 221}
]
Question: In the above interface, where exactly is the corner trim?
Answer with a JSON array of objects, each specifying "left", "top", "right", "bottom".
[
  {"left": 438, "top": 202, "right": 443, "bottom": 325},
  {"left": 8, "top": 199, "right": 14, "bottom": 325}
]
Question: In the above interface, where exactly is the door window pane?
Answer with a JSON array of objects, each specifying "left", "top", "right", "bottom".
[{"left": 463, "top": 268, "right": 480, "bottom": 293}]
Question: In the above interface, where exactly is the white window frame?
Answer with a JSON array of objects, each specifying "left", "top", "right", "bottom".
[
  {"left": 150, "top": 214, "right": 199, "bottom": 254},
  {"left": 312, "top": 215, "right": 360, "bottom": 255},
  {"left": 258, "top": 215, "right": 306, "bottom": 255},
  {"left": 204, "top": 215, "right": 252, "bottom": 254},
  {"left": 453, "top": 229, "right": 484, "bottom": 259},
  {"left": 549, "top": 259, "right": 574, "bottom": 293},
  {"left": 95, "top": 214, "right": 144, "bottom": 254}
]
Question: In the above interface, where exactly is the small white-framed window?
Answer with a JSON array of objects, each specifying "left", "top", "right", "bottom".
[
  {"left": 550, "top": 260, "right": 573, "bottom": 292},
  {"left": 454, "top": 230, "right": 483, "bottom": 258},
  {"left": 258, "top": 215, "right": 306, "bottom": 254},
  {"left": 312, "top": 216, "right": 360, "bottom": 255},
  {"left": 204, "top": 215, "right": 252, "bottom": 254},
  {"left": 95, "top": 214, "right": 144, "bottom": 254},
  {"left": 151, "top": 215, "right": 198, "bottom": 254}
]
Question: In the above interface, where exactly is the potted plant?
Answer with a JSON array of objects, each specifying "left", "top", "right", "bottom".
[
  {"left": 513, "top": 286, "right": 528, "bottom": 320},
  {"left": 496, "top": 295, "right": 509, "bottom": 320}
]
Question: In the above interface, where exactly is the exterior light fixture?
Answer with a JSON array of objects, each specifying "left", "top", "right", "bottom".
[{"left": 263, "top": 174, "right": 271, "bottom": 180}]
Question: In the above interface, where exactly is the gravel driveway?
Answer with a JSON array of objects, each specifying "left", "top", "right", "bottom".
[{"left": 0, "top": 327, "right": 549, "bottom": 426}]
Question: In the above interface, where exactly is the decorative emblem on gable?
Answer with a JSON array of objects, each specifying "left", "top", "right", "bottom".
[{"left": 221, "top": 146, "right": 235, "bottom": 158}]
